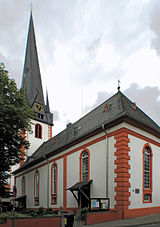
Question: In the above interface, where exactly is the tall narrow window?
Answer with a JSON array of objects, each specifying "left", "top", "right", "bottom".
[
  {"left": 34, "top": 170, "right": 39, "bottom": 206},
  {"left": 51, "top": 163, "right": 57, "bottom": 204},
  {"left": 35, "top": 124, "right": 42, "bottom": 139},
  {"left": 22, "top": 176, "right": 26, "bottom": 196},
  {"left": 80, "top": 149, "right": 90, "bottom": 182},
  {"left": 143, "top": 144, "right": 152, "bottom": 203}
]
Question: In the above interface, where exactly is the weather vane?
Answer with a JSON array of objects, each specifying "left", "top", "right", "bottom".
[{"left": 117, "top": 80, "right": 120, "bottom": 92}]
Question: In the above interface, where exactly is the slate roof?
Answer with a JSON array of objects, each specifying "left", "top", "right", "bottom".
[
  {"left": 21, "top": 12, "right": 53, "bottom": 125},
  {"left": 14, "top": 91, "right": 160, "bottom": 175}
]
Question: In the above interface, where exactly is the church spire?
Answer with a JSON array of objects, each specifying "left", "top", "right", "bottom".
[
  {"left": 22, "top": 12, "right": 45, "bottom": 107},
  {"left": 46, "top": 90, "right": 50, "bottom": 113},
  {"left": 22, "top": 12, "right": 53, "bottom": 125}
]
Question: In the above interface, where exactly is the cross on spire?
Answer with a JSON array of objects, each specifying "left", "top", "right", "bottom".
[{"left": 117, "top": 80, "right": 120, "bottom": 92}]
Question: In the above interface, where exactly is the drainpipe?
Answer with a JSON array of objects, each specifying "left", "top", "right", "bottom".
[
  {"left": 44, "top": 155, "right": 49, "bottom": 208},
  {"left": 102, "top": 125, "right": 109, "bottom": 198}
]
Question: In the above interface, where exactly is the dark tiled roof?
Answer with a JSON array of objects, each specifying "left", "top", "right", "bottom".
[
  {"left": 22, "top": 13, "right": 44, "bottom": 107},
  {"left": 67, "top": 180, "right": 93, "bottom": 191},
  {"left": 21, "top": 13, "right": 53, "bottom": 125},
  {"left": 14, "top": 91, "right": 160, "bottom": 174}
]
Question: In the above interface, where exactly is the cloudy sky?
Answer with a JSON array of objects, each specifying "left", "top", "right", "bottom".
[{"left": 0, "top": 0, "right": 160, "bottom": 134}]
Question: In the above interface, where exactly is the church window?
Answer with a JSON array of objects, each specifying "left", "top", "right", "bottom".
[
  {"left": 80, "top": 149, "right": 90, "bottom": 182},
  {"left": 22, "top": 176, "right": 25, "bottom": 196},
  {"left": 35, "top": 124, "right": 42, "bottom": 139},
  {"left": 34, "top": 170, "right": 39, "bottom": 206},
  {"left": 51, "top": 163, "right": 57, "bottom": 204},
  {"left": 143, "top": 144, "right": 152, "bottom": 203}
]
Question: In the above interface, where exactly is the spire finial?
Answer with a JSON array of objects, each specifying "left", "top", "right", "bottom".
[
  {"left": 30, "top": 1, "right": 32, "bottom": 14},
  {"left": 117, "top": 80, "right": 120, "bottom": 92}
]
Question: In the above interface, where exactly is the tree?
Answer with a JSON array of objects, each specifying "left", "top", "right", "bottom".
[{"left": 0, "top": 63, "right": 34, "bottom": 196}]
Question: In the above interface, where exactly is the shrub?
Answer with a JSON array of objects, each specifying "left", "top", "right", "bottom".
[
  {"left": 44, "top": 208, "right": 53, "bottom": 215},
  {"left": 37, "top": 207, "right": 44, "bottom": 216}
]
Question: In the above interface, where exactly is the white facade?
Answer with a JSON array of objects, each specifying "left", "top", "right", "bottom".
[
  {"left": 25, "top": 119, "right": 52, "bottom": 158},
  {"left": 15, "top": 121, "right": 160, "bottom": 217}
]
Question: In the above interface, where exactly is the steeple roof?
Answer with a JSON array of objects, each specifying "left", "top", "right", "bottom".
[
  {"left": 22, "top": 12, "right": 45, "bottom": 107},
  {"left": 21, "top": 12, "right": 53, "bottom": 125},
  {"left": 46, "top": 90, "right": 50, "bottom": 113}
]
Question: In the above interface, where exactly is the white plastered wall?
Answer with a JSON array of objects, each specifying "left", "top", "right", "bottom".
[
  {"left": 108, "top": 136, "right": 116, "bottom": 209},
  {"left": 122, "top": 123, "right": 160, "bottom": 210},
  {"left": 26, "top": 119, "right": 50, "bottom": 157}
]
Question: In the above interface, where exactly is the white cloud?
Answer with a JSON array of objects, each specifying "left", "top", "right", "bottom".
[
  {"left": 125, "top": 84, "right": 160, "bottom": 126},
  {"left": 1, "top": 0, "right": 160, "bottom": 134}
]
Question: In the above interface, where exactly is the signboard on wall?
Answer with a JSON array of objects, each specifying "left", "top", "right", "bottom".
[{"left": 89, "top": 198, "right": 110, "bottom": 212}]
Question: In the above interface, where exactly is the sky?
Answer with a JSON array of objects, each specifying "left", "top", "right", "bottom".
[{"left": 0, "top": 0, "right": 160, "bottom": 135}]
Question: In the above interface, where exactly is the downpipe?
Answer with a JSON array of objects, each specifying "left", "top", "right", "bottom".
[{"left": 102, "top": 125, "right": 109, "bottom": 198}]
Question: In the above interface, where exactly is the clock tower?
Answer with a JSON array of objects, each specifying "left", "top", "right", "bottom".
[{"left": 21, "top": 12, "right": 53, "bottom": 162}]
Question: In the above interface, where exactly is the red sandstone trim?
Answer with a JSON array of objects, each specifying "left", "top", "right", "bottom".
[
  {"left": 109, "top": 127, "right": 160, "bottom": 147},
  {"left": 49, "top": 125, "right": 52, "bottom": 139},
  {"left": 142, "top": 143, "right": 153, "bottom": 203},
  {"left": 79, "top": 148, "right": 90, "bottom": 182},
  {"left": 20, "top": 130, "right": 26, "bottom": 167},
  {"left": 51, "top": 162, "right": 58, "bottom": 204},
  {"left": 35, "top": 124, "right": 42, "bottom": 139},
  {"left": 114, "top": 129, "right": 131, "bottom": 211}
]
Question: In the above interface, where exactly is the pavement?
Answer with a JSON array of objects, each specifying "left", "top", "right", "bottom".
[{"left": 80, "top": 212, "right": 160, "bottom": 227}]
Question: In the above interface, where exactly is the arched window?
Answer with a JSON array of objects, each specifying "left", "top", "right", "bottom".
[
  {"left": 51, "top": 163, "right": 57, "bottom": 204},
  {"left": 35, "top": 124, "right": 42, "bottom": 139},
  {"left": 34, "top": 170, "right": 39, "bottom": 206},
  {"left": 80, "top": 149, "right": 90, "bottom": 182},
  {"left": 22, "top": 176, "right": 25, "bottom": 196},
  {"left": 143, "top": 144, "right": 152, "bottom": 203}
]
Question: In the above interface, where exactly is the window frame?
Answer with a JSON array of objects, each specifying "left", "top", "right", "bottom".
[
  {"left": 51, "top": 162, "right": 58, "bottom": 204},
  {"left": 34, "top": 170, "right": 39, "bottom": 206},
  {"left": 35, "top": 124, "right": 42, "bottom": 139},
  {"left": 21, "top": 176, "right": 26, "bottom": 196},
  {"left": 80, "top": 149, "right": 90, "bottom": 182},
  {"left": 143, "top": 144, "right": 152, "bottom": 203}
]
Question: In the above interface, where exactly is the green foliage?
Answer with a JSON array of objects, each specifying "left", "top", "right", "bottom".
[
  {"left": 0, "top": 63, "right": 34, "bottom": 196},
  {"left": 80, "top": 207, "right": 89, "bottom": 221},
  {"left": 44, "top": 208, "right": 53, "bottom": 215},
  {"left": 36, "top": 207, "right": 44, "bottom": 216}
]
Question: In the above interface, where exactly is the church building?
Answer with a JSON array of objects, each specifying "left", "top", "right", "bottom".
[{"left": 13, "top": 13, "right": 160, "bottom": 223}]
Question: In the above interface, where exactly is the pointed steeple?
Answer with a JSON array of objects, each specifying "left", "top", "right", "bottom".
[
  {"left": 46, "top": 90, "right": 50, "bottom": 113},
  {"left": 22, "top": 12, "right": 45, "bottom": 107},
  {"left": 22, "top": 12, "right": 53, "bottom": 126}
]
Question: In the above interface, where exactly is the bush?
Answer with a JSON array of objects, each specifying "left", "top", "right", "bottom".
[
  {"left": 0, "top": 216, "right": 7, "bottom": 224},
  {"left": 37, "top": 207, "right": 44, "bottom": 216},
  {"left": 53, "top": 210, "right": 58, "bottom": 215},
  {"left": 44, "top": 208, "right": 53, "bottom": 215}
]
